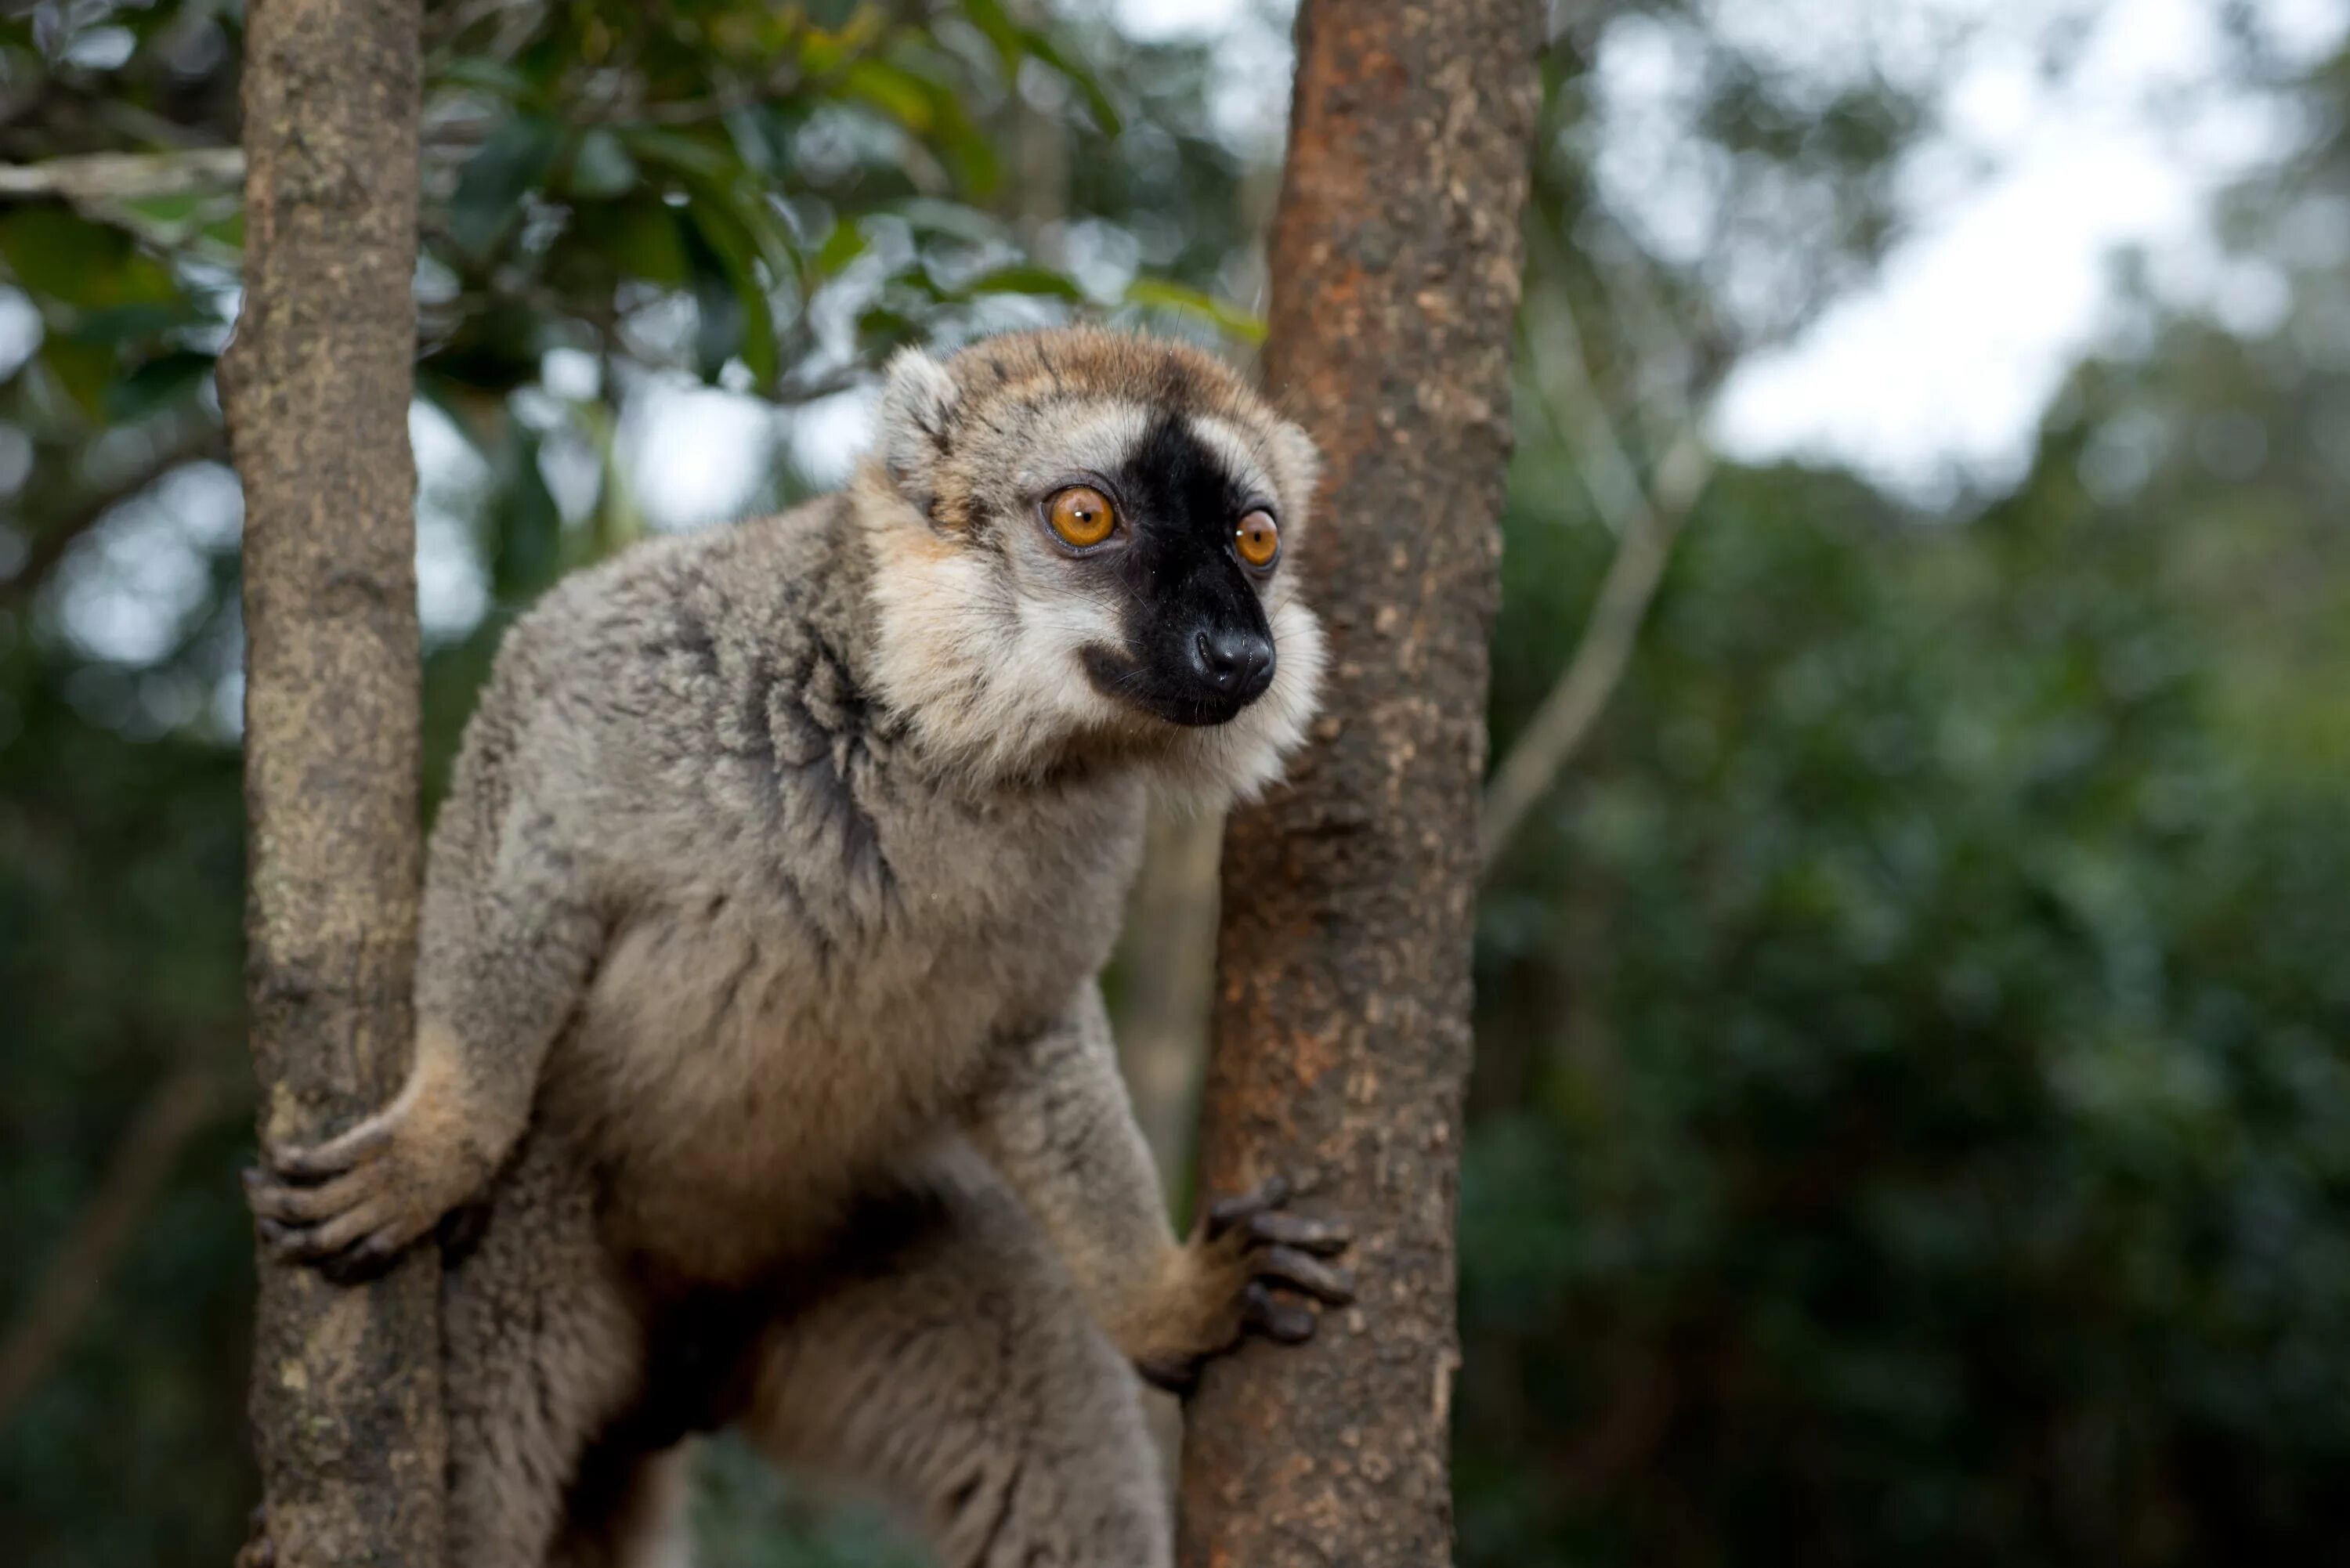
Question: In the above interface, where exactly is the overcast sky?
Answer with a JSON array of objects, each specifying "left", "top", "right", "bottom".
[{"left": 1122, "top": 0, "right": 2350, "bottom": 500}]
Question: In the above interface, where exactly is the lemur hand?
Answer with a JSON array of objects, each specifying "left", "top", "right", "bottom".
[
  {"left": 243, "top": 1053, "right": 495, "bottom": 1284},
  {"left": 1133, "top": 1174, "right": 1354, "bottom": 1393}
]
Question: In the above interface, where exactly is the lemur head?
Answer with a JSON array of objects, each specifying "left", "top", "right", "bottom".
[{"left": 855, "top": 327, "right": 1325, "bottom": 800}]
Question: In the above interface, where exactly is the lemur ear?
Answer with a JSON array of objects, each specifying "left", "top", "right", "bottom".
[{"left": 878, "top": 346, "right": 961, "bottom": 500}]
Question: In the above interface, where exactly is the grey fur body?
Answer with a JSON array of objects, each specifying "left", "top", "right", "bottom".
[
  {"left": 248, "top": 328, "right": 1350, "bottom": 1567},
  {"left": 473, "top": 503, "right": 1145, "bottom": 1283}
]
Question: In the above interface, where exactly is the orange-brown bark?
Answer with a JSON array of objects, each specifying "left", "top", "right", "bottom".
[{"left": 1178, "top": 0, "right": 1544, "bottom": 1563}]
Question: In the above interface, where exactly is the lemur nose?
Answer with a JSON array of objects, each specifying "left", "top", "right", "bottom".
[{"left": 1194, "top": 628, "right": 1275, "bottom": 701}]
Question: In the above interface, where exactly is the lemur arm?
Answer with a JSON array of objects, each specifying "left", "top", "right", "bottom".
[
  {"left": 961, "top": 981, "right": 1353, "bottom": 1388},
  {"left": 244, "top": 706, "right": 604, "bottom": 1280}
]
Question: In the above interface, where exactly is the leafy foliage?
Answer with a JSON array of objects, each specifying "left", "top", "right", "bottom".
[{"left": 1462, "top": 30, "right": 2350, "bottom": 1563}]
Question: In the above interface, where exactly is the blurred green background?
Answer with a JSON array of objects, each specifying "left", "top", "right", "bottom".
[{"left": 4, "top": 1, "right": 2348, "bottom": 1563}]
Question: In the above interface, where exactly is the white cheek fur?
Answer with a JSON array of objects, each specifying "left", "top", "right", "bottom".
[{"left": 866, "top": 515, "right": 1324, "bottom": 802}]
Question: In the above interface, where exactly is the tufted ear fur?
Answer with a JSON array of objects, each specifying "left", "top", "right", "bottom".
[
  {"left": 1267, "top": 417, "right": 1321, "bottom": 535},
  {"left": 878, "top": 347, "right": 962, "bottom": 508}
]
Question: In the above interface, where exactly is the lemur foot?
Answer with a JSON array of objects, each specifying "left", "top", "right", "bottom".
[
  {"left": 1135, "top": 1175, "right": 1355, "bottom": 1391},
  {"left": 1206, "top": 1175, "right": 1354, "bottom": 1340},
  {"left": 243, "top": 1068, "right": 489, "bottom": 1284}
]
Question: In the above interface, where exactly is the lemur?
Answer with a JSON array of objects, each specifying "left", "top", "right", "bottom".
[{"left": 244, "top": 327, "right": 1353, "bottom": 1567}]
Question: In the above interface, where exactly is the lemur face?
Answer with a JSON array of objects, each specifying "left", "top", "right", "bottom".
[
  {"left": 864, "top": 327, "right": 1325, "bottom": 794},
  {"left": 1041, "top": 409, "right": 1287, "bottom": 728}
]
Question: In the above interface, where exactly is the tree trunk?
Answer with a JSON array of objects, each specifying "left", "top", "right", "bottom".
[
  {"left": 1114, "top": 806, "right": 1226, "bottom": 1180},
  {"left": 219, "top": 2, "right": 439, "bottom": 1565},
  {"left": 1177, "top": 1, "right": 1543, "bottom": 1563}
]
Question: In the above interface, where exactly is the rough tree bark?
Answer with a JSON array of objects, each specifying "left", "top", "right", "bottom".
[
  {"left": 218, "top": 2, "right": 440, "bottom": 1565},
  {"left": 1177, "top": 1, "right": 1544, "bottom": 1564}
]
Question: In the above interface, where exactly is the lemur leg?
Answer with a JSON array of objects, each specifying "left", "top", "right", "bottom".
[
  {"left": 441, "top": 1129, "right": 646, "bottom": 1568},
  {"left": 740, "top": 1147, "right": 1170, "bottom": 1568},
  {"left": 962, "top": 980, "right": 1354, "bottom": 1389}
]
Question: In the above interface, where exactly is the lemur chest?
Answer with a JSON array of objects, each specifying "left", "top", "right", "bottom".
[{"left": 566, "top": 784, "right": 1143, "bottom": 1277}]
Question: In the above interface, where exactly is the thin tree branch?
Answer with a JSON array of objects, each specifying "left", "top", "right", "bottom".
[
  {"left": 0, "top": 146, "right": 244, "bottom": 203},
  {"left": 0, "top": 1065, "right": 239, "bottom": 1427},
  {"left": 1479, "top": 289, "right": 1715, "bottom": 876}
]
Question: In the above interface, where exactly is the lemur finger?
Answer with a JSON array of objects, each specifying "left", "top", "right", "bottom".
[
  {"left": 1255, "top": 1245, "right": 1356, "bottom": 1305},
  {"left": 243, "top": 1166, "right": 379, "bottom": 1224},
  {"left": 266, "top": 1115, "right": 396, "bottom": 1182},
  {"left": 1243, "top": 1281, "right": 1316, "bottom": 1344},
  {"left": 1206, "top": 1173, "right": 1293, "bottom": 1236},
  {"left": 1243, "top": 1210, "right": 1351, "bottom": 1255},
  {"left": 256, "top": 1216, "right": 316, "bottom": 1259},
  {"left": 317, "top": 1226, "right": 413, "bottom": 1287},
  {"left": 259, "top": 1196, "right": 403, "bottom": 1262}
]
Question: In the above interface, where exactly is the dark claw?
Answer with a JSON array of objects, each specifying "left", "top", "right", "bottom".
[
  {"left": 260, "top": 1217, "right": 340, "bottom": 1263},
  {"left": 262, "top": 1149, "right": 343, "bottom": 1187},
  {"left": 317, "top": 1234, "right": 402, "bottom": 1287},
  {"left": 1243, "top": 1281, "right": 1315, "bottom": 1344},
  {"left": 245, "top": 1172, "right": 326, "bottom": 1224},
  {"left": 1256, "top": 1245, "right": 1355, "bottom": 1305},
  {"left": 1244, "top": 1211, "right": 1351, "bottom": 1255},
  {"left": 268, "top": 1121, "right": 389, "bottom": 1182},
  {"left": 256, "top": 1216, "right": 306, "bottom": 1252},
  {"left": 1206, "top": 1174, "right": 1292, "bottom": 1237}
]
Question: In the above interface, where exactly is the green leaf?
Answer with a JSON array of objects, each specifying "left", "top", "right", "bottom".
[
  {"left": 855, "top": 305, "right": 917, "bottom": 353},
  {"left": 110, "top": 191, "right": 208, "bottom": 231},
  {"left": 684, "top": 197, "right": 777, "bottom": 388},
  {"left": 38, "top": 337, "right": 114, "bottom": 421},
  {"left": 0, "top": 208, "right": 170, "bottom": 309},
  {"left": 1015, "top": 27, "right": 1123, "bottom": 136},
  {"left": 814, "top": 219, "right": 868, "bottom": 277},
  {"left": 435, "top": 57, "right": 534, "bottom": 101},
  {"left": 620, "top": 127, "right": 736, "bottom": 182},
  {"left": 958, "top": 0, "right": 1025, "bottom": 74},
  {"left": 841, "top": 58, "right": 937, "bottom": 132},
  {"left": 566, "top": 129, "right": 641, "bottom": 201},
  {"left": 570, "top": 201, "right": 692, "bottom": 288},
  {"left": 491, "top": 422, "right": 563, "bottom": 600},
  {"left": 69, "top": 299, "right": 208, "bottom": 346},
  {"left": 963, "top": 263, "right": 1084, "bottom": 302},
  {"left": 1123, "top": 278, "right": 1266, "bottom": 343},
  {"left": 891, "top": 198, "right": 1010, "bottom": 245},
  {"left": 104, "top": 351, "right": 215, "bottom": 421},
  {"left": 916, "top": 78, "right": 999, "bottom": 195},
  {"left": 450, "top": 116, "right": 563, "bottom": 259}
]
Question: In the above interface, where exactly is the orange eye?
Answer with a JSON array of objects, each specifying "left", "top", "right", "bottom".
[
  {"left": 1047, "top": 485, "right": 1117, "bottom": 548},
  {"left": 1235, "top": 510, "right": 1281, "bottom": 569}
]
